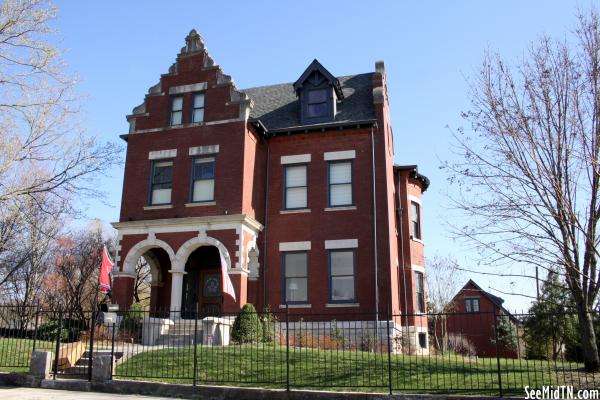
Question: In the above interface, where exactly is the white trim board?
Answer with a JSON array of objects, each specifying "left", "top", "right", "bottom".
[
  {"left": 279, "top": 241, "right": 311, "bottom": 251},
  {"left": 281, "top": 154, "right": 311, "bottom": 164},
  {"left": 325, "top": 239, "right": 358, "bottom": 249},
  {"left": 149, "top": 149, "right": 177, "bottom": 160},
  {"left": 324, "top": 150, "right": 355, "bottom": 161}
]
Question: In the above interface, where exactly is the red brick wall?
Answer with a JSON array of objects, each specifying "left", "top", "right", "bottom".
[
  {"left": 263, "top": 129, "right": 377, "bottom": 316},
  {"left": 119, "top": 46, "right": 252, "bottom": 223}
]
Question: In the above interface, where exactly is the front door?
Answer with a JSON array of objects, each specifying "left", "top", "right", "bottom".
[
  {"left": 200, "top": 270, "right": 222, "bottom": 316},
  {"left": 181, "top": 268, "right": 200, "bottom": 319}
]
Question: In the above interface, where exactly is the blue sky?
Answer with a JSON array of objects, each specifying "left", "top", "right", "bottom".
[{"left": 53, "top": 1, "right": 587, "bottom": 311}]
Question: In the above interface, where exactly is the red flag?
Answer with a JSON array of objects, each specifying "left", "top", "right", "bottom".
[
  {"left": 99, "top": 245, "right": 113, "bottom": 294},
  {"left": 219, "top": 250, "right": 236, "bottom": 301}
]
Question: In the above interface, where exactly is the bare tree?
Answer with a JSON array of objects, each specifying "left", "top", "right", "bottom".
[
  {"left": 426, "top": 254, "right": 464, "bottom": 352},
  {"left": 133, "top": 257, "right": 152, "bottom": 305},
  {"left": 2, "top": 195, "right": 61, "bottom": 328},
  {"left": 0, "top": 0, "right": 120, "bottom": 298},
  {"left": 444, "top": 9, "right": 600, "bottom": 371},
  {"left": 45, "top": 226, "right": 112, "bottom": 320}
]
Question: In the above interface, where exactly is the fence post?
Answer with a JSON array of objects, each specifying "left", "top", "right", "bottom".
[
  {"left": 53, "top": 308, "right": 63, "bottom": 380},
  {"left": 88, "top": 307, "right": 96, "bottom": 381},
  {"left": 193, "top": 302, "right": 199, "bottom": 386},
  {"left": 110, "top": 322, "right": 115, "bottom": 380},
  {"left": 493, "top": 312, "right": 503, "bottom": 397},
  {"left": 32, "top": 301, "right": 40, "bottom": 352},
  {"left": 285, "top": 304, "right": 290, "bottom": 392},
  {"left": 386, "top": 304, "right": 393, "bottom": 395}
]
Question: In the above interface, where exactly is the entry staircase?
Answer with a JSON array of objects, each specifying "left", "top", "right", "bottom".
[
  {"left": 157, "top": 319, "right": 202, "bottom": 346},
  {"left": 57, "top": 349, "right": 123, "bottom": 379}
]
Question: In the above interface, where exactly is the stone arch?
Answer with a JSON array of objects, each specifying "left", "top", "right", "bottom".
[
  {"left": 173, "top": 234, "right": 232, "bottom": 273},
  {"left": 122, "top": 237, "right": 176, "bottom": 275}
]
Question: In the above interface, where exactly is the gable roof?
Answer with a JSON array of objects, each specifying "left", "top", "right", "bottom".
[
  {"left": 292, "top": 59, "right": 344, "bottom": 99},
  {"left": 241, "top": 72, "right": 375, "bottom": 133},
  {"left": 452, "top": 279, "right": 519, "bottom": 322}
]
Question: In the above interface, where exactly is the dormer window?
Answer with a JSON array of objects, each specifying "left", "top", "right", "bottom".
[
  {"left": 293, "top": 59, "right": 344, "bottom": 125},
  {"left": 307, "top": 89, "right": 328, "bottom": 118}
]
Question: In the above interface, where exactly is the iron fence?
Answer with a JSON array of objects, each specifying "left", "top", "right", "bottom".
[{"left": 0, "top": 304, "right": 598, "bottom": 396}]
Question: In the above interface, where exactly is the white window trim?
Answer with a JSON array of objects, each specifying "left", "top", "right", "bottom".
[
  {"left": 168, "top": 82, "right": 208, "bottom": 95},
  {"left": 409, "top": 194, "right": 422, "bottom": 205},
  {"left": 281, "top": 154, "right": 311, "bottom": 164},
  {"left": 144, "top": 205, "right": 173, "bottom": 210},
  {"left": 411, "top": 264, "right": 425, "bottom": 273},
  {"left": 279, "top": 304, "right": 311, "bottom": 309},
  {"left": 279, "top": 241, "right": 311, "bottom": 251},
  {"left": 185, "top": 202, "right": 216, "bottom": 207},
  {"left": 325, "top": 303, "right": 360, "bottom": 308},
  {"left": 149, "top": 149, "right": 177, "bottom": 160},
  {"left": 324, "top": 150, "right": 356, "bottom": 161},
  {"left": 189, "top": 145, "right": 219, "bottom": 156},
  {"left": 325, "top": 239, "right": 358, "bottom": 249},
  {"left": 324, "top": 206, "right": 356, "bottom": 212},
  {"left": 280, "top": 209, "right": 311, "bottom": 214}
]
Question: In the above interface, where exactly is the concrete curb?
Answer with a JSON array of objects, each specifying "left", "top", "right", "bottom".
[{"left": 0, "top": 373, "right": 521, "bottom": 400}]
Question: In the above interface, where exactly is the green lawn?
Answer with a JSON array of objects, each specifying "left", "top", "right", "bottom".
[
  {"left": 115, "top": 344, "right": 593, "bottom": 394},
  {"left": 0, "top": 337, "right": 54, "bottom": 372}
]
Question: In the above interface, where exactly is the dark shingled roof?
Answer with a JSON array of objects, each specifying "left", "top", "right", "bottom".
[{"left": 241, "top": 73, "right": 375, "bottom": 132}]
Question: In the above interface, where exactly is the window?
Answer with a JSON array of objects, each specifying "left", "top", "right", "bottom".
[
  {"left": 415, "top": 271, "right": 425, "bottom": 313},
  {"left": 328, "top": 161, "right": 353, "bottom": 207},
  {"left": 465, "top": 298, "right": 480, "bottom": 313},
  {"left": 411, "top": 201, "right": 421, "bottom": 240},
  {"left": 306, "top": 88, "right": 328, "bottom": 118},
  {"left": 191, "top": 157, "right": 215, "bottom": 202},
  {"left": 192, "top": 93, "right": 204, "bottom": 123},
  {"left": 418, "top": 333, "right": 427, "bottom": 349},
  {"left": 150, "top": 160, "right": 173, "bottom": 205},
  {"left": 170, "top": 96, "right": 183, "bottom": 126},
  {"left": 329, "top": 250, "right": 356, "bottom": 303},
  {"left": 283, "top": 252, "right": 308, "bottom": 304},
  {"left": 284, "top": 164, "right": 307, "bottom": 209}
]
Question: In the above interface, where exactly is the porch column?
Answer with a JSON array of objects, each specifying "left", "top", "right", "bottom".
[{"left": 169, "top": 270, "right": 186, "bottom": 319}]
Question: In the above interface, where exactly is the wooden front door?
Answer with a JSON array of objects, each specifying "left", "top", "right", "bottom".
[{"left": 200, "top": 270, "right": 222, "bottom": 316}]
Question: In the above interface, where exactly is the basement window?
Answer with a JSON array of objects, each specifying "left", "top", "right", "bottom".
[{"left": 418, "top": 333, "right": 427, "bottom": 349}]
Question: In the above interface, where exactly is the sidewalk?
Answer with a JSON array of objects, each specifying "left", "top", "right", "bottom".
[{"left": 0, "top": 387, "right": 178, "bottom": 400}]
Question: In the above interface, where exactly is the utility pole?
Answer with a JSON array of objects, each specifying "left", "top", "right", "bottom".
[{"left": 535, "top": 267, "right": 540, "bottom": 301}]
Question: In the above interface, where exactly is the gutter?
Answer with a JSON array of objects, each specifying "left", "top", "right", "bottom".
[{"left": 250, "top": 118, "right": 377, "bottom": 136}]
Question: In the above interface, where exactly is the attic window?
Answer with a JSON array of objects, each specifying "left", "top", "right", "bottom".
[
  {"left": 307, "top": 89, "right": 328, "bottom": 118},
  {"left": 294, "top": 60, "right": 343, "bottom": 125}
]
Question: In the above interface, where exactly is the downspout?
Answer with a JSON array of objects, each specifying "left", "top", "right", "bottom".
[
  {"left": 262, "top": 132, "right": 270, "bottom": 311},
  {"left": 397, "top": 192, "right": 409, "bottom": 328},
  {"left": 371, "top": 123, "right": 379, "bottom": 325}
]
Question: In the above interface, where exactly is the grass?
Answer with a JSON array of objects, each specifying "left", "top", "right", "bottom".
[
  {"left": 2, "top": 338, "right": 595, "bottom": 394},
  {"left": 115, "top": 343, "right": 594, "bottom": 394},
  {"left": 0, "top": 337, "right": 54, "bottom": 372}
]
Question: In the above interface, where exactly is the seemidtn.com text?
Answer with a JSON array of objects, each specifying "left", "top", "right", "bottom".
[{"left": 525, "top": 386, "right": 600, "bottom": 399}]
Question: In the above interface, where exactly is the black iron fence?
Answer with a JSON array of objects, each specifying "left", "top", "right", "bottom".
[{"left": 0, "top": 304, "right": 598, "bottom": 396}]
